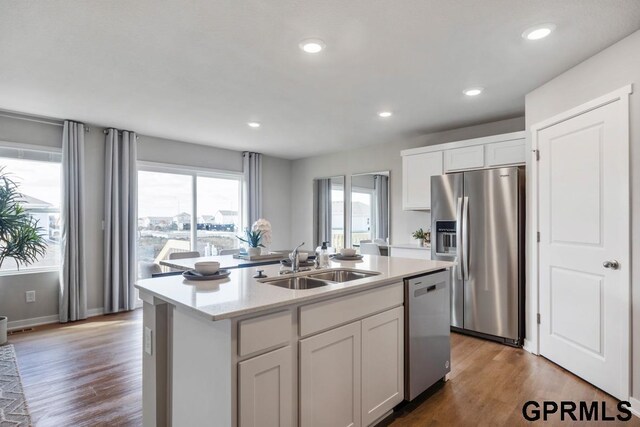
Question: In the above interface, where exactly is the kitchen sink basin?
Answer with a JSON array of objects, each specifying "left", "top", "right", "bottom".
[
  {"left": 264, "top": 276, "right": 331, "bottom": 290},
  {"left": 307, "top": 269, "right": 380, "bottom": 283}
]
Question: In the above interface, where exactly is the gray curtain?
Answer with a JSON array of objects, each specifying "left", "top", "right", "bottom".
[
  {"left": 314, "top": 178, "right": 332, "bottom": 247},
  {"left": 104, "top": 129, "right": 138, "bottom": 313},
  {"left": 243, "top": 152, "right": 262, "bottom": 227},
  {"left": 60, "top": 121, "right": 88, "bottom": 322},
  {"left": 374, "top": 175, "right": 389, "bottom": 241}
]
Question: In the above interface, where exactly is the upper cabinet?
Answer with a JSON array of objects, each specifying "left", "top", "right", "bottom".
[
  {"left": 402, "top": 131, "right": 526, "bottom": 211},
  {"left": 485, "top": 139, "right": 527, "bottom": 167},
  {"left": 444, "top": 145, "right": 485, "bottom": 172},
  {"left": 402, "top": 151, "right": 443, "bottom": 210}
]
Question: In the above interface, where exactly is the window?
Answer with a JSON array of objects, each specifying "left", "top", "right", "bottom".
[
  {"left": 137, "top": 164, "right": 242, "bottom": 275},
  {"left": 331, "top": 182, "right": 344, "bottom": 249},
  {"left": 351, "top": 190, "right": 373, "bottom": 246},
  {"left": 0, "top": 146, "right": 62, "bottom": 273},
  {"left": 195, "top": 176, "right": 241, "bottom": 255}
]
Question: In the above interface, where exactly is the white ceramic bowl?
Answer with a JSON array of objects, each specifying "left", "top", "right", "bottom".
[
  {"left": 194, "top": 261, "right": 220, "bottom": 275},
  {"left": 340, "top": 248, "right": 356, "bottom": 257},
  {"left": 297, "top": 252, "right": 309, "bottom": 262}
]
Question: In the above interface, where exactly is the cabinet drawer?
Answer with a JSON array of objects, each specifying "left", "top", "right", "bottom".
[
  {"left": 238, "top": 310, "right": 292, "bottom": 357},
  {"left": 299, "top": 283, "right": 403, "bottom": 337},
  {"left": 485, "top": 139, "right": 526, "bottom": 166},
  {"left": 444, "top": 145, "right": 484, "bottom": 172}
]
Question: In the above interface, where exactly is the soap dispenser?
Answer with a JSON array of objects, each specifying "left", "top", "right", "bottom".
[{"left": 318, "top": 241, "right": 330, "bottom": 268}]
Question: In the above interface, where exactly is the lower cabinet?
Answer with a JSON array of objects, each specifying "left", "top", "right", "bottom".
[
  {"left": 362, "top": 307, "right": 404, "bottom": 425},
  {"left": 300, "top": 322, "right": 362, "bottom": 427},
  {"left": 389, "top": 246, "right": 431, "bottom": 260},
  {"left": 300, "top": 307, "right": 404, "bottom": 427},
  {"left": 238, "top": 346, "right": 293, "bottom": 427}
]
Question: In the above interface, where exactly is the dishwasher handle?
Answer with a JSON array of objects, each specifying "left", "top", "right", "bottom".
[{"left": 412, "top": 280, "right": 445, "bottom": 298}]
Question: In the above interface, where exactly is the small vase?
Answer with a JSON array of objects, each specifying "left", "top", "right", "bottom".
[
  {"left": 417, "top": 239, "right": 425, "bottom": 247},
  {"left": 248, "top": 247, "right": 261, "bottom": 257}
]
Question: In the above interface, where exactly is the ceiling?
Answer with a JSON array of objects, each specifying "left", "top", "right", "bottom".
[{"left": 1, "top": 1, "right": 639, "bottom": 159}]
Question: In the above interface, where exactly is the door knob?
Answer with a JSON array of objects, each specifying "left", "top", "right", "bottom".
[{"left": 603, "top": 260, "right": 620, "bottom": 270}]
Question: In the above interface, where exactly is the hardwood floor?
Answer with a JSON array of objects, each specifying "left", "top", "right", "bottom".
[
  {"left": 10, "top": 310, "right": 142, "bottom": 427},
  {"left": 8, "top": 310, "right": 638, "bottom": 426}
]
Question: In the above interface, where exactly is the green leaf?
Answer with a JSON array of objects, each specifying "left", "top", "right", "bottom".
[{"left": 0, "top": 167, "right": 48, "bottom": 268}]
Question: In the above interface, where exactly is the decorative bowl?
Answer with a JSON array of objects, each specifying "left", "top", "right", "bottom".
[
  {"left": 340, "top": 248, "right": 357, "bottom": 257},
  {"left": 194, "top": 261, "right": 220, "bottom": 275}
]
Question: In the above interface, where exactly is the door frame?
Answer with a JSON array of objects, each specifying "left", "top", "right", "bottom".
[{"left": 528, "top": 84, "right": 632, "bottom": 393}]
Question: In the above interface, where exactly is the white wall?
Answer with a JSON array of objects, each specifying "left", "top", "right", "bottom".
[
  {"left": 261, "top": 155, "right": 292, "bottom": 250},
  {"left": 0, "top": 114, "right": 292, "bottom": 325},
  {"left": 525, "top": 29, "right": 640, "bottom": 400},
  {"left": 289, "top": 117, "right": 525, "bottom": 250}
]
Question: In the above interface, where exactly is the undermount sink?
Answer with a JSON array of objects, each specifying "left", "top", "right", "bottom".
[
  {"left": 307, "top": 269, "right": 380, "bottom": 283},
  {"left": 264, "top": 276, "right": 331, "bottom": 290},
  {"left": 262, "top": 269, "right": 381, "bottom": 290}
]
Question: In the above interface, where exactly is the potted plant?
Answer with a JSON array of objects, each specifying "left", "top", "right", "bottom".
[
  {"left": 412, "top": 228, "right": 427, "bottom": 247},
  {"left": 0, "top": 171, "right": 47, "bottom": 345},
  {"left": 237, "top": 228, "right": 265, "bottom": 257},
  {"left": 252, "top": 219, "right": 272, "bottom": 254}
]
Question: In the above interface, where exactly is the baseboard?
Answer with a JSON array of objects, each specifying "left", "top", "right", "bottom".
[
  {"left": 87, "top": 307, "right": 105, "bottom": 317},
  {"left": 7, "top": 314, "right": 59, "bottom": 330},
  {"left": 523, "top": 338, "right": 538, "bottom": 355},
  {"left": 6, "top": 306, "right": 139, "bottom": 331},
  {"left": 630, "top": 397, "right": 640, "bottom": 419}
]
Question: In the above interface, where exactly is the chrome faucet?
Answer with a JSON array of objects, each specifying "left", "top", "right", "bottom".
[{"left": 289, "top": 242, "right": 305, "bottom": 273}]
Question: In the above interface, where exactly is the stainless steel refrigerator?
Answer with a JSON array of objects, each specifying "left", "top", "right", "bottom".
[{"left": 430, "top": 166, "right": 525, "bottom": 346}]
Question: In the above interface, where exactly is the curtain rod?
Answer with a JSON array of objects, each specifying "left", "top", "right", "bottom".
[
  {"left": 103, "top": 129, "right": 140, "bottom": 139},
  {"left": 0, "top": 110, "right": 91, "bottom": 132}
]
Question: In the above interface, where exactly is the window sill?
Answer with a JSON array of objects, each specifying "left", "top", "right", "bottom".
[{"left": 0, "top": 267, "right": 60, "bottom": 278}]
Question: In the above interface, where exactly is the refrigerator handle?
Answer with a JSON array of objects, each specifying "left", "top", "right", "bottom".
[
  {"left": 462, "top": 196, "right": 470, "bottom": 280},
  {"left": 456, "top": 197, "right": 463, "bottom": 281}
]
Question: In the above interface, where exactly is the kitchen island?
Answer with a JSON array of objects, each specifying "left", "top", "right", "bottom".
[{"left": 136, "top": 255, "right": 453, "bottom": 427}]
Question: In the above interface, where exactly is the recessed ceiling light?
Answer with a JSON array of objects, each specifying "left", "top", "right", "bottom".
[
  {"left": 522, "top": 24, "right": 555, "bottom": 40},
  {"left": 378, "top": 111, "right": 393, "bottom": 118},
  {"left": 463, "top": 87, "right": 484, "bottom": 97},
  {"left": 247, "top": 122, "right": 261, "bottom": 128},
  {"left": 299, "top": 39, "right": 326, "bottom": 54}
]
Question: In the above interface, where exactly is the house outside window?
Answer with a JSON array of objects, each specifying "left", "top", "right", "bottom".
[
  {"left": 0, "top": 145, "right": 62, "bottom": 274},
  {"left": 137, "top": 163, "right": 242, "bottom": 276}
]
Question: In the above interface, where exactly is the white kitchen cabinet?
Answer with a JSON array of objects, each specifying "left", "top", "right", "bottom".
[
  {"left": 402, "top": 151, "right": 443, "bottom": 210},
  {"left": 389, "top": 245, "right": 431, "bottom": 260},
  {"left": 444, "top": 145, "right": 484, "bottom": 172},
  {"left": 362, "top": 307, "right": 404, "bottom": 426},
  {"left": 300, "top": 322, "right": 362, "bottom": 427},
  {"left": 238, "top": 346, "right": 293, "bottom": 427},
  {"left": 485, "top": 139, "right": 526, "bottom": 167}
]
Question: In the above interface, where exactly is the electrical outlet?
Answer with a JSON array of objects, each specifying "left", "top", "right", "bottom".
[
  {"left": 144, "top": 327, "right": 153, "bottom": 356},
  {"left": 25, "top": 290, "right": 35, "bottom": 303}
]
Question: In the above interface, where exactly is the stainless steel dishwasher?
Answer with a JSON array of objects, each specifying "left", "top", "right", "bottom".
[{"left": 405, "top": 269, "right": 451, "bottom": 401}]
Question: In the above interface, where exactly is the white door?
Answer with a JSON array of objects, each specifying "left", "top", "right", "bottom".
[
  {"left": 238, "top": 346, "right": 293, "bottom": 427},
  {"left": 300, "top": 321, "right": 361, "bottom": 427},
  {"left": 362, "top": 307, "right": 404, "bottom": 426},
  {"left": 537, "top": 97, "right": 630, "bottom": 399}
]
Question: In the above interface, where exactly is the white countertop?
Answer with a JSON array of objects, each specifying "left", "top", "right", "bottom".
[
  {"left": 135, "top": 255, "right": 453, "bottom": 322},
  {"left": 389, "top": 243, "right": 432, "bottom": 250}
]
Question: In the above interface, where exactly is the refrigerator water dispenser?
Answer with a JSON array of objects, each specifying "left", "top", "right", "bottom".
[{"left": 435, "top": 220, "right": 457, "bottom": 256}]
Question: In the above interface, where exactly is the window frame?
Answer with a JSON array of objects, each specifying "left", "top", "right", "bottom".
[
  {"left": 0, "top": 140, "right": 62, "bottom": 276},
  {"left": 351, "top": 186, "right": 375, "bottom": 246},
  {"left": 136, "top": 161, "right": 244, "bottom": 255}
]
